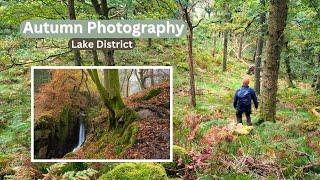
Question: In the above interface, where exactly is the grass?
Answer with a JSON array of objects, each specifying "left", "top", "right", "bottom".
[{"left": 171, "top": 40, "right": 320, "bottom": 178}]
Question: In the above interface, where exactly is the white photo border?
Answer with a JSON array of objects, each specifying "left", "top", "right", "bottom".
[{"left": 31, "top": 66, "right": 173, "bottom": 163}]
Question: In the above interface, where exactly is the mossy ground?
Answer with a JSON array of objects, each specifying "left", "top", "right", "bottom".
[{"left": 98, "top": 163, "right": 168, "bottom": 180}]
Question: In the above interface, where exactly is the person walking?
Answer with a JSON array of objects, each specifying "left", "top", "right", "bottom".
[{"left": 233, "top": 78, "right": 258, "bottom": 126}]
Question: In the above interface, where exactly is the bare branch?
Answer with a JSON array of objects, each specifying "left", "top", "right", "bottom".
[
  {"left": 0, "top": 50, "right": 72, "bottom": 72},
  {"left": 192, "top": 18, "right": 203, "bottom": 29}
]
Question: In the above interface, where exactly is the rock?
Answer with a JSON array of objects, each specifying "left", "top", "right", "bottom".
[
  {"left": 34, "top": 107, "right": 82, "bottom": 159},
  {"left": 227, "top": 122, "right": 253, "bottom": 135},
  {"left": 138, "top": 109, "right": 156, "bottom": 119},
  {"left": 38, "top": 146, "right": 48, "bottom": 159}
]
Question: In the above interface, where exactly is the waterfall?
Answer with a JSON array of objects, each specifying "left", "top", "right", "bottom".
[{"left": 73, "top": 120, "right": 85, "bottom": 152}]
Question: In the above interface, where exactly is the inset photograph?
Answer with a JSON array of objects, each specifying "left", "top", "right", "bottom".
[{"left": 32, "top": 66, "right": 172, "bottom": 162}]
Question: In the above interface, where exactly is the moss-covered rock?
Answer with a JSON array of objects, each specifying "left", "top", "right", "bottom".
[
  {"left": 34, "top": 107, "right": 81, "bottom": 159},
  {"left": 98, "top": 163, "right": 168, "bottom": 180},
  {"left": 142, "top": 88, "right": 162, "bottom": 100},
  {"left": 120, "top": 122, "right": 139, "bottom": 145}
]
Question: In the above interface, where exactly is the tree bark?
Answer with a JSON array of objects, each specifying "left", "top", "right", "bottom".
[
  {"left": 178, "top": 0, "right": 199, "bottom": 107},
  {"left": 222, "top": 4, "right": 230, "bottom": 72},
  {"left": 103, "top": 50, "right": 115, "bottom": 65},
  {"left": 254, "top": 0, "right": 266, "bottom": 95},
  {"left": 150, "top": 69, "right": 155, "bottom": 86},
  {"left": 212, "top": 32, "right": 217, "bottom": 58},
  {"left": 148, "top": 38, "right": 152, "bottom": 47},
  {"left": 126, "top": 70, "right": 133, "bottom": 97},
  {"left": 135, "top": 69, "right": 146, "bottom": 89},
  {"left": 68, "top": 0, "right": 81, "bottom": 66},
  {"left": 92, "top": 50, "right": 99, "bottom": 65},
  {"left": 284, "top": 53, "right": 295, "bottom": 88},
  {"left": 260, "top": 0, "right": 289, "bottom": 122},
  {"left": 187, "top": 29, "right": 196, "bottom": 107},
  {"left": 223, "top": 31, "right": 228, "bottom": 71},
  {"left": 313, "top": 54, "right": 320, "bottom": 93},
  {"left": 87, "top": 69, "right": 127, "bottom": 129}
]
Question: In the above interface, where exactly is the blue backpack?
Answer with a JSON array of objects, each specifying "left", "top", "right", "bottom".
[{"left": 237, "top": 88, "right": 251, "bottom": 106}]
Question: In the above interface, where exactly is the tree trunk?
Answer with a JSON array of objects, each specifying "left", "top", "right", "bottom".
[
  {"left": 223, "top": 31, "right": 228, "bottom": 71},
  {"left": 187, "top": 30, "right": 196, "bottom": 107},
  {"left": 254, "top": 0, "right": 266, "bottom": 95},
  {"left": 148, "top": 38, "right": 152, "bottom": 47},
  {"left": 87, "top": 69, "right": 129, "bottom": 129},
  {"left": 238, "top": 32, "right": 243, "bottom": 59},
  {"left": 260, "top": 0, "right": 289, "bottom": 122},
  {"left": 139, "top": 70, "right": 146, "bottom": 89},
  {"left": 68, "top": 0, "right": 81, "bottom": 66},
  {"left": 212, "top": 32, "right": 217, "bottom": 58},
  {"left": 103, "top": 50, "right": 115, "bottom": 65},
  {"left": 92, "top": 50, "right": 99, "bottom": 65},
  {"left": 284, "top": 54, "right": 295, "bottom": 88},
  {"left": 126, "top": 79, "right": 130, "bottom": 97},
  {"left": 313, "top": 54, "right": 320, "bottom": 93},
  {"left": 126, "top": 70, "right": 133, "bottom": 97},
  {"left": 150, "top": 69, "right": 155, "bottom": 86},
  {"left": 135, "top": 70, "right": 146, "bottom": 89}
]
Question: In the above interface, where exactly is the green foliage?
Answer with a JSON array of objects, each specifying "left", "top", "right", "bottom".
[
  {"left": 43, "top": 163, "right": 97, "bottom": 180},
  {"left": 98, "top": 163, "right": 168, "bottom": 180},
  {"left": 62, "top": 168, "right": 98, "bottom": 179}
]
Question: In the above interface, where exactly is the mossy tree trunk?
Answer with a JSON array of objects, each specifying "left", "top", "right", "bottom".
[
  {"left": 87, "top": 69, "right": 132, "bottom": 129},
  {"left": 260, "top": 0, "right": 289, "bottom": 122}
]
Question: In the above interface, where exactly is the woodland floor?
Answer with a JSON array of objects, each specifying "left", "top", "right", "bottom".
[
  {"left": 125, "top": 82, "right": 170, "bottom": 159},
  {"left": 0, "top": 39, "right": 319, "bottom": 178},
  {"left": 66, "top": 82, "right": 170, "bottom": 160}
]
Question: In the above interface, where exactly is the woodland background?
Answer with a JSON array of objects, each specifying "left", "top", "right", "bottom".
[{"left": 0, "top": 0, "right": 320, "bottom": 179}]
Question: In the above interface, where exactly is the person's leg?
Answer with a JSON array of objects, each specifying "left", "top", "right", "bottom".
[
  {"left": 245, "top": 111, "right": 252, "bottom": 126},
  {"left": 236, "top": 110, "right": 243, "bottom": 124}
]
